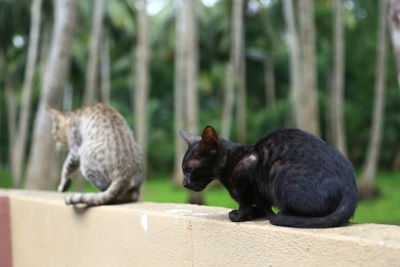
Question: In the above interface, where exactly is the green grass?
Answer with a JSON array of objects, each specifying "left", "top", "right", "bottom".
[
  {"left": 79, "top": 175, "right": 237, "bottom": 208},
  {"left": 0, "top": 166, "right": 12, "bottom": 188},
  {"left": 352, "top": 172, "right": 400, "bottom": 224},
  {"left": 74, "top": 172, "right": 238, "bottom": 208},
  {"left": 1, "top": 164, "right": 400, "bottom": 224},
  {"left": 140, "top": 173, "right": 400, "bottom": 225},
  {"left": 141, "top": 172, "right": 400, "bottom": 225},
  {"left": 142, "top": 179, "right": 237, "bottom": 209}
]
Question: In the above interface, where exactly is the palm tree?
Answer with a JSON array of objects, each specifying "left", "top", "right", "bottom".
[
  {"left": 388, "top": 0, "right": 400, "bottom": 91},
  {"left": 221, "top": 0, "right": 245, "bottom": 141},
  {"left": 264, "top": 57, "right": 276, "bottom": 110},
  {"left": 172, "top": 0, "right": 202, "bottom": 204},
  {"left": 11, "top": 0, "right": 43, "bottom": 188},
  {"left": 83, "top": 0, "right": 105, "bottom": 104},
  {"left": 133, "top": 0, "right": 150, "bottom": 171},
  {"left": 329, "top": 0, "right": 347, "bottom": 156},
  {"left": 183, "top": 0, "right": 202, "bottom": 204},
  {"left": 282, "top": 0, "right": 301, "bottom": 128},
  {"left": 25, "top": 0, "right": 78, "bottom": 189},
  {"left": 298, "top": 0, "right": 320, "bottom": 136},
  {"left": 4, "top": 72, "right": 16, "bottom": 168},
  {"left": 358, "top": 0, "right": 388, "bottom": 199},
  {"left": 173, "top": 0, "right": 187, "bottom": 186},
  {"left": 100, "top": 31, "right": 111, "bottom": 104}
]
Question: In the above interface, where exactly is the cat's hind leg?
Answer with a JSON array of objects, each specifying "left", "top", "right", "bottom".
[
  {"left": 112, "top": 188, "right": 141, "bottom": 204},
  {"left": 125, "top": 187, "right": 140, "bottom": 202},
  {"left": 58, "top": 152, "right": 79, "bottom": 192},
  {"left": 65, "top": 178, "right": 126, "bottom": 206}
]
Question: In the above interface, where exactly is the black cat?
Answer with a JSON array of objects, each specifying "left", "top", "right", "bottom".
[{"left": 179, "top": 126, "right": 358, "bottom": 228}]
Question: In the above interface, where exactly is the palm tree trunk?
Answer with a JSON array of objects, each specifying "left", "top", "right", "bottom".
[
  {"left": 358, "top": 0, "right": 388, "bottom": 199},
  {"left": 83, "top": 0, "right": 104, "bottom": 105},
  {"left": 25, "top": 0, "right": 78, "bottom": 190},
  {"left": 264, "top": 58, "right": 276, "bottom": 110},
  {"left": 387, "top": 0, "right": 400, "bottom": 179},
  {"left": 282, "top": 0, "right": 302, "bottom": 129},
  {"left": 221, "top": 0, "right": 245, "bottom": 141},
  {"left": 388, "top": 0, "right": 400, "bottom": 91},
  {"left": 40, "top": 24, "right": 51, "bottom": 77},
  {"left": 100, "top": 32, "right": 111, "bottom": 104},
  {"left": 134, "top": 0, "right": 150, "bottom": 172},
  {"left": 298, "top": 0, "right": 320, "bottom": 136},
  {"left": 172, "top": 1, "right": 203, "bottom": 204},
  {"left": 329, "top": 0, "right": 347, "bottom": 156},
  {"left": 236, "top": 64, "right": 247, "bottom": 143},
  {"left": 182, "top": 0, "right": 203, "bottom": 205},
  {"left": 4, "top": 73, "right": 16, "bottom": 176},
  {"left": 236, "top": 7, "right": 246, "bottom": 144},
  {"left": 184, "top": 0, "right": 198, "bottom": 137},
  {"left": 263, "top": 9, "right": 277, "bottom": 111},
  {"left": 173, "top": 1, "right": 186, "bottom": 186},
  {"left": 12, "top": 0, "right": 43, "bottom": 188},
  {"left": 221, "top": 63, "right": 235, "bottom": 139}
]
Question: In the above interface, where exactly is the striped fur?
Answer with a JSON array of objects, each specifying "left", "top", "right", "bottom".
[{"left": 47, "top": 103, "right": 144, "bottom": 206}]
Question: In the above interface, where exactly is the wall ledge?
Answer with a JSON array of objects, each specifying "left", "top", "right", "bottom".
[{"left": 1, "top": 189, "right": 400, "bottom": 267}]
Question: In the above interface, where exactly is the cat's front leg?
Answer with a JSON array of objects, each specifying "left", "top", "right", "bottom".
[
  {"left": 229, "top": 204, "right": 273, "bottom": 222},
  {"left": 229, "top": 204, "right": 255, "bottom": 222},
  {"left": 58, "top": 152, "right": 79, "bottom": 192}
]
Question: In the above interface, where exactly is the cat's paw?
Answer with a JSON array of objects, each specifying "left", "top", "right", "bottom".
[
  {"left": 64, "top": 195, "right": 72, "bottom": 205},
  {"left": 64, "top": 193, "right": 81, "bottom": 205},
  {"left": 58, "top": 179, "right": 71, "bottom": 192},
  {"left": 229, "top": 209, "right": 245, "bottom": 222},
  {"left": 252, "top": 206, "right": 268, "bottom": 219}
]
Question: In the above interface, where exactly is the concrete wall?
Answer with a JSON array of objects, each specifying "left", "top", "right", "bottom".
[{"left": 1, "top": 189, "right": 400, "bottom": 267}]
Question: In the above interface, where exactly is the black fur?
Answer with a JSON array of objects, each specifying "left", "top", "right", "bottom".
[{"left": 180, "top": 126, "right": 358, "bottom": 228}]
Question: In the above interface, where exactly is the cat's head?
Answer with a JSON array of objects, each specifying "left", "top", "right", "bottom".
[
  {"left": 179, "top": 126, "right": 226, "bottom": 192},
  {"left": 46, "top": 107, "right": 69, "bottom": 149}
]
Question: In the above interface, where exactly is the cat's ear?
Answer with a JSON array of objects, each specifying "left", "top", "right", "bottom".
[
  {"left": 46, "top": 107, "right": 64, "bottom": 122},
  {"left": 199, "top": 126, "right": 222, "bottom": 154},
  {"left": 179, "top": 130, "right": 201, "bottom": 147}
]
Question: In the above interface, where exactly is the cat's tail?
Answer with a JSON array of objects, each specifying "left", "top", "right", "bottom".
[
  {"left": 268, "top": 191, "right": 358, "bottom": 228},
  {"left": 65, "top": 179, "right": 127, "bottom": 206}
]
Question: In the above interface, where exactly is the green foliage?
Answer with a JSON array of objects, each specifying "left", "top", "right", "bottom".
[
  {"left": 0, "top": 0, "right": 400, "bottom": 206},
  {"left": 0, "top": 164, "right": 12, "bottom": 188},
  {"left": 353, "top": 172, "right": 400, "bottom": 224}
]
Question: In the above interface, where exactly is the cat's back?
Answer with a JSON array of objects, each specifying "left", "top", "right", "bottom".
[
  {"left": 73, "top": 103, "right": 134, "bottom": 142},
  {"left": 71, "top": 103, "right": 143, "bottom": 174},
  {"left": 258, "top": 128, "right": 323, "bottom": 149},
  {"left": 74, "top": 103, "right": 123, "bottom": 124},
  {"left": 71, "top": 104, "right": 141, "bottom": 160},
  {"left": 256, "top": 128, "right": 353, "bottom": 172}
]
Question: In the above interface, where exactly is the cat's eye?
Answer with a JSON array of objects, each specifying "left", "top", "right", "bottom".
[{"left": 183, "top": 167, "right": 192, "bottom": 174}]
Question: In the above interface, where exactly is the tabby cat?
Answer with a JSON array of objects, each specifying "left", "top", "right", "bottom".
[
  {"left": 47, "top": 103, "right": 144, "bottom": 205},
  {"left": 180, "top": 126, "right": 358, "bottom": 228}
]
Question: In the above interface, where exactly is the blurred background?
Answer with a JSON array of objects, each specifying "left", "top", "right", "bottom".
[{"left": 0, "top": 0, "right": 399, "bottom": 224}]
